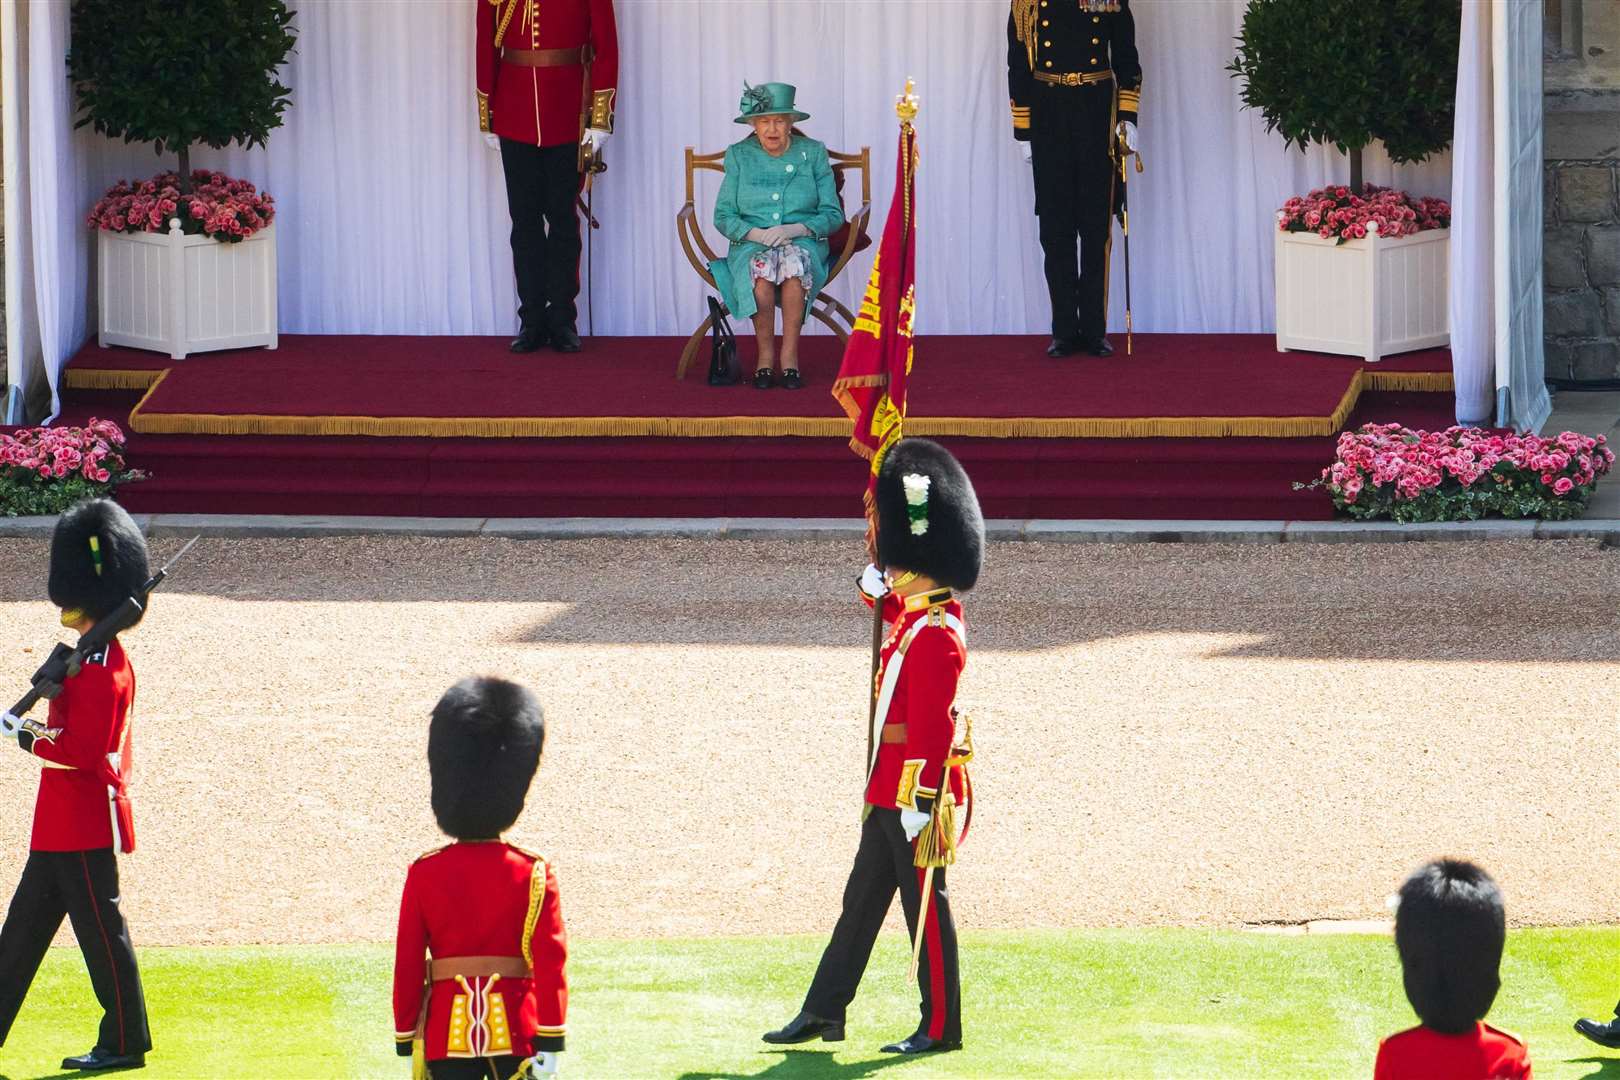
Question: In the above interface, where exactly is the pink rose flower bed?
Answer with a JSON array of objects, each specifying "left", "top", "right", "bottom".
[
  {"left": 89, "top": 171, "right": 274, "bottom": 244},
  {"left": 0, "top": 419, "right": 147, "bottom": 516},
  {"left": 1278, "top": 185, "right": 1450, "bottom": 245},
  {"left": 1303, "top": 423, "right": 1614, "bottom": 522}
]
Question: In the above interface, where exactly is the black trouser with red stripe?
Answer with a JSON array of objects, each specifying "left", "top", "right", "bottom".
[
  {"left": 0, "top": 849, "right": 151, "bottom": 1055},
  {"left": 802, "top": 807, "right": 961, "bottom": 1044}
]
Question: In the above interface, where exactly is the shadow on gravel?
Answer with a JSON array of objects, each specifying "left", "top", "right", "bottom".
[
  {"left": 0, "top": 536, "right": 1614, "bottom": 662},
  {"left": 676, "top": 1050, "right": 918, "bottom": 1080}
]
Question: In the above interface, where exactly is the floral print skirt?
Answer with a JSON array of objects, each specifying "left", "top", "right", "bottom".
[{"left": 748, "top": 243, "right": 813, "bottom": 293}]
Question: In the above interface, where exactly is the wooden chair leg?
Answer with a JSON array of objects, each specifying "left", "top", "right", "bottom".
[
  {"left": 810, "top": 303, "right": 851, "bottom": 345},
  {"left": 677, "top": 314, "right": 715, "bottom": 380}
]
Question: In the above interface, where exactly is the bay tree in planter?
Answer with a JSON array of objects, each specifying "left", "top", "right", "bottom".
[
  {"left": 1229, "top": 0, "right": 1462, "bottom": 363},
  {"left": 70, "top": 0, "right": 297, "bottom": 358}
]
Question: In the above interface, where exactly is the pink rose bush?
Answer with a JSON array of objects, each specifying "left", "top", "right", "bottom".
[
  {"left": 0, "top": 419, "right": 147, "bottom": 516},
  {"left": 1302, "top": 423, "right": 1614, "bottom": 522},
  {"left": 89, "top": 171, "right": 274, "bottom": 244},
  {"left": 1278, "top": 185, "right": 1450, "bottom": 246}
]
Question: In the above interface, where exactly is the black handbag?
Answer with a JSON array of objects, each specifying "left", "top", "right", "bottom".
[{"left": 706, "top": 296, "right": 741, "bottom": 386}]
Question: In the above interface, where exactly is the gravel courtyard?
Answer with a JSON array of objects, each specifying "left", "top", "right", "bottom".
[{"left": 0, "top": 536, "right": 1614, "bottom": 946}]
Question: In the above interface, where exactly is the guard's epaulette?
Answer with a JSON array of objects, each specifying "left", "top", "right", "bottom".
[
  {"left": 412, "top": 843, "right": 453, "bottom": 864},
  {"left": 1483, "top": 1023, "right": 1526, "bottom": 1047},
  {"left": 506, "top": 841, "right": 548, "bottom": 865}
]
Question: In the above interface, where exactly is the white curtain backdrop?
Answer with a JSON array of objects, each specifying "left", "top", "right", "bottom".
[
  {"left": 3, "top": 0, "right": 94, "bottom": 421},
  {"left": 10, "top": 0, "right": 1465, "bottom": 396},
  {"left": 1450, "top": 1, "right": 1495, "bottom": 425}
]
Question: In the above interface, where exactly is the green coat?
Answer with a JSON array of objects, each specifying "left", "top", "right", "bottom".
[{"left": 712, "top": 134, "right": 845, "bottom": 319}]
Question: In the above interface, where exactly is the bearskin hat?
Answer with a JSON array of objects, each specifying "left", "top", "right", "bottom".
[
  {"left": 875, "top": 438, "right": 984, "bottom": 591},
  {"left": 428, "top": 676, "right": 545, "bottom": 841},
  {"left": 1394, "top": 859, "right": 1505, "bottom": 1034},
  {"left": 47, "top": 498, "right": 150, "bottom": 625}
]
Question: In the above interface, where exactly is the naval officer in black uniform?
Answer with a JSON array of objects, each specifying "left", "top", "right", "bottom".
[{"left": 1008, "top": 0, "right": 1141, "bottom": 358}]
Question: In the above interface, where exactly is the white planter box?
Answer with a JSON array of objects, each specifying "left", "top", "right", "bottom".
[
  {"left": 97, "top": 221, "right": 278, "bottom": 359},
  {"left": 1275, "top": 225, "right": 1449, "bottom": 363}
]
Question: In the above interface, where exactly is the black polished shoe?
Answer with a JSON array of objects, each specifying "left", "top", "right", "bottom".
[
  {"left": 763, "top": 1010, "right": 845, "bottom": 1044},
  {"left": 880, "top": 1032, "right": 960, "bottom": 1055},
  {"left": 509, "top": 326, "right": 548, "bottom": 353},
  {"left": 780, "top": 368, "right": 804, "bottom": 390},
  {"left": 1079, "top": 335, "right": 1114, "bottom": 357},
  {"left": 752, "top": 367, "right": 775, "bottom": 390},
  {"left": 1576, "top": 1016, "right": 1620, "bottom": 1048},
  {"left": 1046, "top": 336, "right": 1081, "bottom": 358},
  {"left": 549, "top": 325, "right": 582, "bottom": 353},
  {"left": 61, "top": 1048, "right": 146, "bottom": 1072}
]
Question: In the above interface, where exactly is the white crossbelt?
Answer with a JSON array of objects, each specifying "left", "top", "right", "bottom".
[{"left": 866, "top": 613, "right": 966, "bottom": 784}]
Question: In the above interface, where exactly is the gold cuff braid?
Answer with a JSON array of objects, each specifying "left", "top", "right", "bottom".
[
  {"left": 590, "top": 88, "right": 616, "bottom": 133},
  {"left": 477, "top": 91, "right": 491, "bottom": 133}
]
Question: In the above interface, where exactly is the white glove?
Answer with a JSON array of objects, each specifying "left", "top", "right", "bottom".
[
  {"left": 520, "top": 1051, "right": 560, "bottom": 1077},
  {"left": 581, "top": 128, "right": 611, "bottom": 156},
  {"left": 858, "top": 564, "right": 889, "bottom": 601},
  {"left": 778, "top": 222, "right": 810, "bottom": 240},
  {"left": 900, "top": 809, "right": 929, "bottom": 841},
  {"left": 1019, "top": 142, "right": 1033, "bottom": 165},
  {"left": 483, "top": 132, "right": 501, "bottom": 152},
  {"left": 0, "top": 712, "right": 19, "bottom": 739},
  {"left": 756, "top": 224, "right": 803, "bottom": 248},
  {"left": 1116, "top": 120, "right": 1139, "bottom": 154}
]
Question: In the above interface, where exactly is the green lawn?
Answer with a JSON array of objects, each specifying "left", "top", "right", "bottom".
[{"left": 2, "top": 929, "right": 1619, "bottom": 1079}]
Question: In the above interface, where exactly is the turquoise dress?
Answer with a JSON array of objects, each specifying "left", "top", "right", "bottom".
[{"left": 712, "top": 134, "right": 846, "bottom": 319}]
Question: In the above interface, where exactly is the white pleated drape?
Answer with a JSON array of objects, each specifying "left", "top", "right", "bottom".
[
  {"left": 1450, "top": 2, "right": 1495, "bottom": 425},
  {"left": 9, "top": 0, "right": 1474, "bottom": 403}
]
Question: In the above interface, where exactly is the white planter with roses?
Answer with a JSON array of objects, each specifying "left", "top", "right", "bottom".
[
  {"left": 92, "top": 171, "right": 278, "bottom": 360},
  {"left": 1273, "top": 185, "right": 1451, "bottom": 364}
]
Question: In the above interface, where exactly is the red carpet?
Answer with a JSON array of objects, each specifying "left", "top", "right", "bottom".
[
  {"left": 60, "top": 334, "right": 1452, "bottom": 441},
  {"left": 54, "top": 334, "right": 1459, "bottom": 520}
]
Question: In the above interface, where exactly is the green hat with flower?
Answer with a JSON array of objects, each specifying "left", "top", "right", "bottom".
[{"left": 735, "top": 81, "right": 810, "bottom": 125}]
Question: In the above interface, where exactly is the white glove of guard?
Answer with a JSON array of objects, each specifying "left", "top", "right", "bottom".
[
  {"left": 1019, "top": 142, "right": 1033, "bottom": 166},
  {"left": 1116, "top": 120, "right": 1139, "bottom": 154},
  {"left": 580, "top": 128, "right": 611, "bottom": 156},
  {"left": 0, "top": 712, "right": 20, "bottom": 739},
  {"left": 900, "top": 809, "right": 929, "bottom": 841},
  {"left": 520, "top": 1051, "right": 560, "bottom": 1077},
  {"left": 858, "top": 564, "right": 890, "bottom": 601},
  {"left": 483, "top": 132, "right": 501, "bottom": 152}
]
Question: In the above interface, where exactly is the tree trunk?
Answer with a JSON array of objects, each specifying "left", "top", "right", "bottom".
[
  {"left": 1349, "top": 145, "right": 1364, "bottom": 194},
  {"left": 177, "top": 145, "right": 193, "bottom": 194}
]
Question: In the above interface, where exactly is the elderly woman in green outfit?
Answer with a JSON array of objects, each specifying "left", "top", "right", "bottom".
[{"left": 713, "top": 83, "right": 845, "bottom": 389}]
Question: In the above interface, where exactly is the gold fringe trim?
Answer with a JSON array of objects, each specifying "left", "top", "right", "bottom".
[
  {"left": 121, "top": 366, "right": 1452, "bottom": 440},
  {"left": 63, "top": 368, "right": 166, "bottom": 392},
  {"left": 1365, "top": 370, "right": 1454, "bottom": 393}
]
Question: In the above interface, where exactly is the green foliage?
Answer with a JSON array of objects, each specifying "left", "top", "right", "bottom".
[
  {"left": 0, "top": 471, "right": 140, "bottom": 517},
  {"left": 4, "top": 929, "right": 1620, "bottom": 1077},
  {"left": 1229, "top": 0, "right": 1461, "bottom": 165},
  {"left": 67, "top": 0, "right": 297, "bottom": 163}
]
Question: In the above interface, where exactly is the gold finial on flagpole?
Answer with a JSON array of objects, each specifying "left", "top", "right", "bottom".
[{"left": 895, "top": 78, "right": 918, "bottom": 126}]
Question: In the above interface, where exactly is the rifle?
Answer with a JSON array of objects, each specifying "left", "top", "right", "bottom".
[{"left": 7, "top": 536, "right": 199, "bottom": 730}]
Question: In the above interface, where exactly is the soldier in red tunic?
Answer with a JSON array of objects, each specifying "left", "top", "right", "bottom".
[
  {"left": 394, "top": 677, "right": 567, "bottom": 1079},
  {"left": 1373, "top": 860, "right": 1531, "bottom": 1080},
  {"left": 764, "top": 438, "right": 983, "bottom": 1056},
  {"left": 476, "top": 0, "right": 619, "bottom": 354},
  {"left": 0, "top": 499, "right": 152, "bottom": 1073}
]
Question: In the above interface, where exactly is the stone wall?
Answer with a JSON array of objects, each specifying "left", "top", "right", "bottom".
[{"left": 1544, "top": 89, "right": 1620, "bottom": 382}]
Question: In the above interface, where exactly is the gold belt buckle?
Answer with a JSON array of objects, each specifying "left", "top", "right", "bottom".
[{"left": 1063, "top": 72, "right": 1082, "bottom": 87}]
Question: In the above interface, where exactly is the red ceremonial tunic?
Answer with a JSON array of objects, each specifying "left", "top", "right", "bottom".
[
  {"left": 475, "top": 0, "right": 620, "bottom": 148},
  {"left": 1374, "top": 1022, "right": 1532, "bottom": 1080},
  {"left": 863, "top": 588, "right": 966, "bottom": 812},
  {"left": 24, "top": 640, "right": 135, "bottom": 853},
  {"left": 393, "top": 841, "right": 568, "bottom": 1061}
]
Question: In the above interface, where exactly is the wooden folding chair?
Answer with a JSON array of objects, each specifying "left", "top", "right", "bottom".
[{"left": 674, "top": 141, "right": 872, "bottom": 379}]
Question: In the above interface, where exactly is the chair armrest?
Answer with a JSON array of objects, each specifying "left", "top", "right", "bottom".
[
  {"left": 829, "top": 200, "right": 873, "bottom": 279},
  {"left": 676, "top": 202, "right": 720, "bottom": 287}
]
